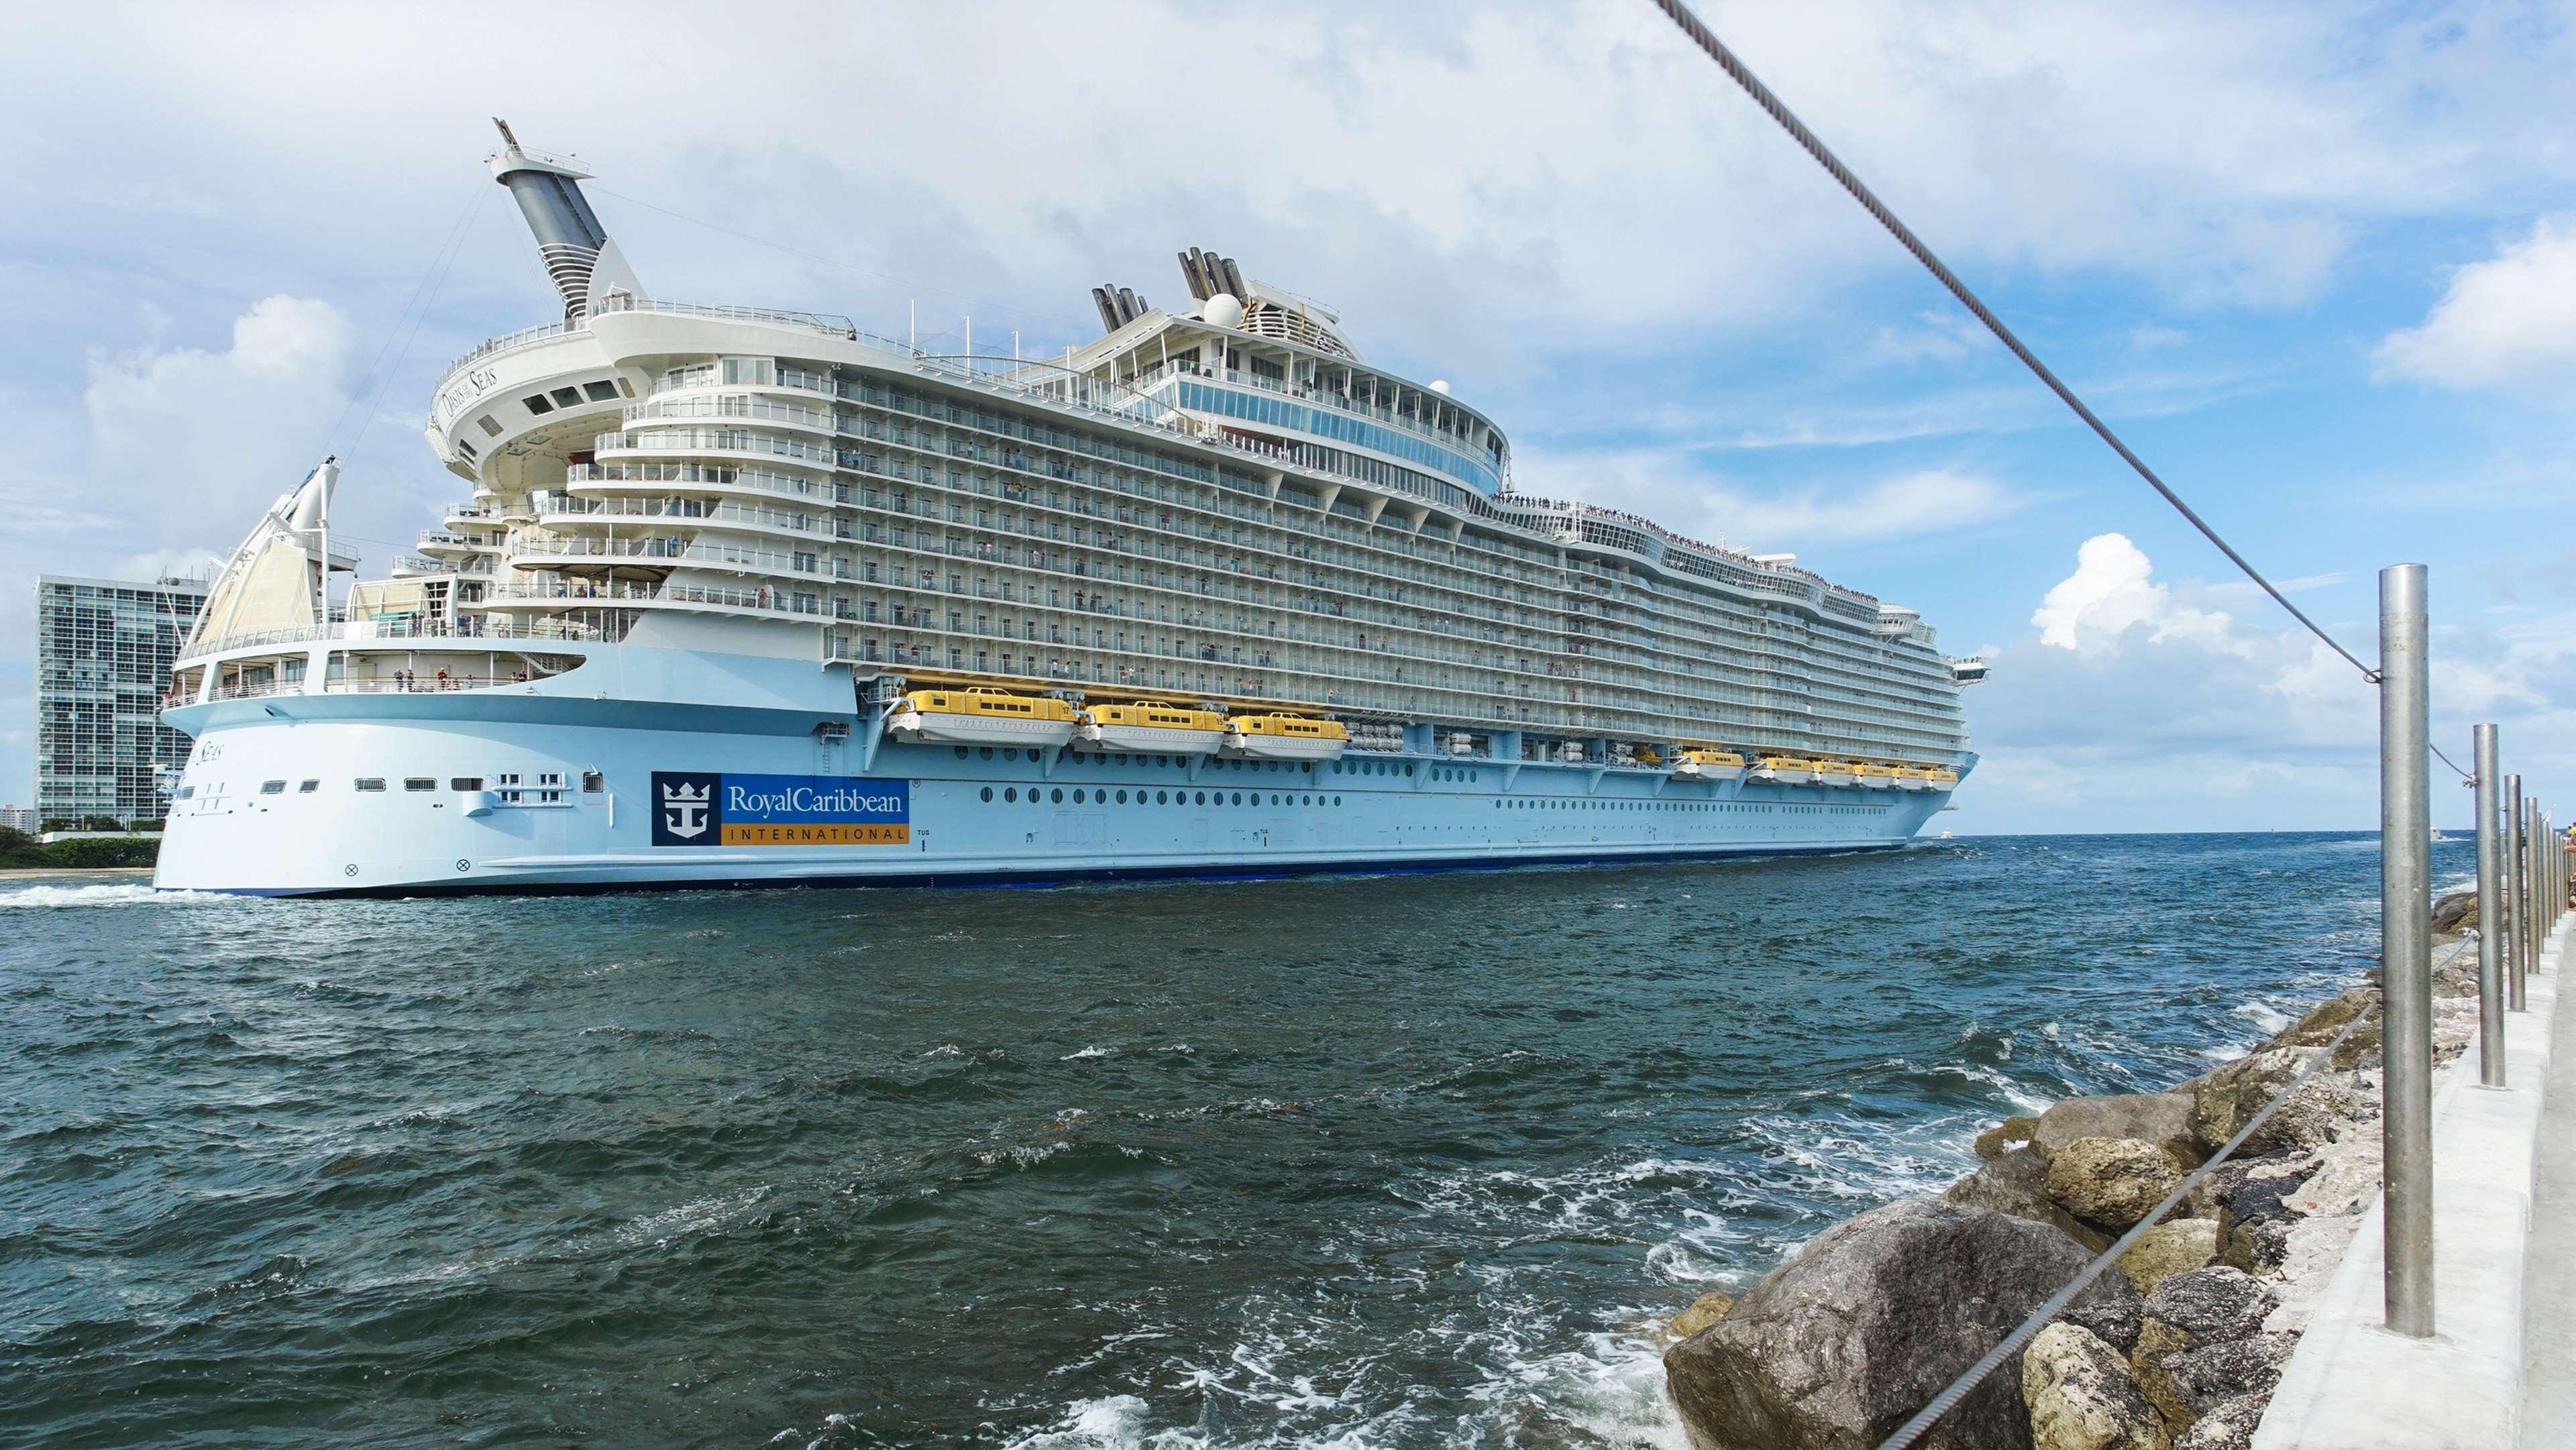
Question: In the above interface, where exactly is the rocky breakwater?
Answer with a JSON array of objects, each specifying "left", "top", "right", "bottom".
[{"left": 1663, "top": 942, "right": 2488, "bottom": 1450}]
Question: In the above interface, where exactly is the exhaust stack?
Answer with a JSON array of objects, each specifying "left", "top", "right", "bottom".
[{"left": 488, "top": 119, "right": 639, "bottom": 323}]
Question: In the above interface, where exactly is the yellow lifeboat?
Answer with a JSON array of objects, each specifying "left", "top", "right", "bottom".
[
  {"left": 887, "top": 687, "right": 1077, "bottom": 748},
  {"left": 1856, "top": 763, "right": 1899, "bottom": 790},
  {"left": 1927, "top": 767, "right": 1960, "bottom": 790},
  {"left": 1672, "top": 748, "right": 1748, "bottom": 783},
  {"left": 1753, "top": 756, "right": 1816, "bottom": 785},
  {"left": 1894, "top": 766, "right": 1936, "bottom": 792},
  {"left": 1814, "top": 759, "right": 1860, "bottom": 788},
  {"left": 1077, "top": 700, "right": 1226, "bottom": 755},
  {"left": 1223, "top": 712, "right": 1350, "bottom": 762}
]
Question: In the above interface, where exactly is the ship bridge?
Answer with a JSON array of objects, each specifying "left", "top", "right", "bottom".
[{"left": 1068, "top": 250, "right": 1511, "bottom": 507}]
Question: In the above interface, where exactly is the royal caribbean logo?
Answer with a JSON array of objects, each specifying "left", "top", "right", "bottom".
[{"left": 650, "top": 771, "right": 909, "bottom": 847}]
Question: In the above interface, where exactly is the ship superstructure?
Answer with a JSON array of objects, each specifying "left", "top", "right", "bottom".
[{"left": 152, "top": 125, "right": 1978, "bottom": 896}]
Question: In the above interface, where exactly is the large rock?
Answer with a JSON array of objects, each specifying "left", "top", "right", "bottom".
[
  {"left": 2033, "top": 1094, "right": 2202, "bottom": 1169},
  {"left": 2133, "top": 1269, "right": 2276, "bottom": 1438},
  {"left": 2267, "top": 987, "right": 2375, "bottom": 1048},
  {"left": 2162, "top": 1333, "right": 2294, "bottom": 1420},
  {"left": 2022, "top": 1323, "right": 2170, "bottom": 1450},
  {"left": 2116, "top": 1219, "right": 2218, "bottom": 1296},
  {"left": 1669, "top": 1290, "right": 1734, "bottom": 1341},
  {"left": 2213, "top": 1163, "right": 2316, "bottom": 1275},
  {"left": 2046, "top": 1138, "right": 2185, "bottom": 1229},
  {"left": 2182, "top": 1050, "right": 2322, "bottom": 1154},
  {"left": 1664, "top": 1198, "right": 2138, "bottom": 1450},
  {"left": 2169, "top": 1394, "right": 2269, "bottom": 1450},
  {"left": 1978, "top": 1115, "right": 2041, "bottom": 1160},
  {"left": 1947, "top": 1146, "right": 2114, "bottom": 1252},
  {"left": 2430, "top": 891, "right": 2476, "bottom": 933}
]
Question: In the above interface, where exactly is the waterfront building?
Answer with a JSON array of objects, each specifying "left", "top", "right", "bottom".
[
  {"left": 151, "top": 125, "right": 1981, "bottom": 895},
  {"left": 0, "top": 805, "right": 38, "bottom": 833},
  {"left": 36, "top": 574, "right": 208, "bottom": 826}
]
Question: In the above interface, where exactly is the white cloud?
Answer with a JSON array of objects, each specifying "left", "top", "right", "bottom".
[
  {"left": 1960, "top": 533, "right": 2576, "bottom": 832},
  {"left": 2031, "top": 533, "right": 2236, "bottom": 652},
  {"left": 2375, "top": 213, "right": 2576, "bottom": 393},
  {"left": 2129, "top": 325, "right": 2188, "bottom": 353},
  {"left": 81, "top": 294, "right": 356, "bottom": 551}
]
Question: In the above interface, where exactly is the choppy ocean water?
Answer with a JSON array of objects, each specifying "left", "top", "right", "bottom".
[{"left": 0, "top": 832, "right": 2467, "bottom": 1448}]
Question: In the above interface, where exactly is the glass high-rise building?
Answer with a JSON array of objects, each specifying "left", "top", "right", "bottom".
[{"left": 34, "top": 575, "right": 209, "bottom": 826}]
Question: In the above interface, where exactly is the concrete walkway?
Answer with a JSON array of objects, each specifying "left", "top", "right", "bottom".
[
  {"left": 2253, "top": 919, "right": 2565, "bottom": 1450},
  {"left": 2521, "top": 918, "right": 2576, "bottom": 1447}
]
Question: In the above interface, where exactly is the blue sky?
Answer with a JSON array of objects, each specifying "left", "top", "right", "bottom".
[{"left": 4, "top": 1, "right": 2573, "bottom": 833}]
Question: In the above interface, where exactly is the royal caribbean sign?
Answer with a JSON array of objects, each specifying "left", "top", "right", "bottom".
[{"left": 651, "top": 771, "right": 910, "bottom": 846}]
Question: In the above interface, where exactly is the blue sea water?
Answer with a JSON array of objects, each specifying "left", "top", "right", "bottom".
[{"left": 0, "top": 832, "right": 2467, "bottom": 1448}]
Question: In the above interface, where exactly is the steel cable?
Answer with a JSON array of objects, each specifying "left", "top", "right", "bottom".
[
  {"left": 1862, "top": 938, "right": 2462, "bottom": 1450},
  {"left": 1642, "top": 0, "right": 2382, "bottom": 685}
]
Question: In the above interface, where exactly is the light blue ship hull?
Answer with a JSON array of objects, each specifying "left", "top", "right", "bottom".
[{"left": 154, "top": 645, "right": 1965, "bottom": 897}]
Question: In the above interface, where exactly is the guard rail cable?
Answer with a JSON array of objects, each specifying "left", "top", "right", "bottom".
[
  {"left": 1642, "top": 0, "right": 2381, "bottom": 687},
  {"left": 1872, "top": 936, "right": 2467, "bottom": 1450}
]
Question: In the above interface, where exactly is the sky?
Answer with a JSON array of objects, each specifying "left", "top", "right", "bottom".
[{"left": 3, "top": 0, "right": 2573, "bottom": 834}]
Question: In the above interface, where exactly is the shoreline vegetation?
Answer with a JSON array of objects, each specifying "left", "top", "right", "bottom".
[
  {"left": 0, "top": 828, "right": 160, "bottom": 873},
  {"left": 1656, "top": 893, "right": 2494, "bottom": 1450}
]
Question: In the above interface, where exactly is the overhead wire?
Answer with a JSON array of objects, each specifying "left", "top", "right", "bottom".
[
  {"left": 1641, "top": 0, "right": 2383, "bottom": 685},
  {"left": 322, "top": 174, "right": 488, "bottom": 461}
]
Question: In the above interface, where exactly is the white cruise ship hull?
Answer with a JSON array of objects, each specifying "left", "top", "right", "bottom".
[{"left": 154, "top": 643, "right": 1966, "bottom": 898}]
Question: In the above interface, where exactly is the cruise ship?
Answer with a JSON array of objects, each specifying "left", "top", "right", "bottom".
[{"left": 152, "top": 124, "right": 1981, "bottom": 896}]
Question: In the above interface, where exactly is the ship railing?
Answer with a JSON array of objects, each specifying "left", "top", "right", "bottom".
[
  {"left": 588, "top": 294, "right": 866, "bottom": 341},
  {"left": 182, "top": 614, "right": 622, "bottom": 661},
  {"left": 436, "top": 319, "right": 581, "bottom": 382},
  {"left": 489, "top": 579, "right": 825, "bottom": 617}
]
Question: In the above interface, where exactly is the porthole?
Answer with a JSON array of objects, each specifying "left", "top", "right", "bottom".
[
  {"left": 1334, "top": 795, "right": 1343, "bottom": 806},
  {"left": 955, "top": 746, "right": 969, "bottom": 759},
  {"left": 1004, "top": 787, "right": 1018, "bottom": 802},
  {"left": 981, "top": 747, "right": 995, "bottom": 760},
  {"left": 1051, "top": 787, "right": 1065, "bottom": 803},
  {"left": 1157, "top": 790, "right": 1169, "bottom": 804},
  {"left": 980, "top": 787, "right": 994, "bottom": 802},
  {"left": 1071, "top": 789, "right": 1085, "bottom": 804},
  {"left": 1116, "top": 789, "right": 1128, "bottom": 804},
  {"left": 1195, "top": 791, "right": 1208, "bottom": 805}
]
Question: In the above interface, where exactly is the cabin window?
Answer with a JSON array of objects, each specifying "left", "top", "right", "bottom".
[
  {"left": 259, "top": 780, "right": 286, "bottom": 795},
  {"left": 174, "top": 785, "right": 194, "bottom": 799},
  {"left": 1050, "top": 788, "right": 1065, "bottom": 803},
  {"left": 582, "top": 771, "right": 604, "bottom": 793},
  {"left": 356, "top": 778, "right": 386, "bottom": 792},
  {"left": 980, "top": 787, "right": 994, "bottom": 802},
  {"left": 451, "top": 777, "right": 484, "bottom": 792},
  {"left": 521, "top": 394, "right": 555, "bottom": 414},
  {"left": 549, "top": 386, "right": 582, "bottom": 408},
  {"left": 476, "top": 414, "right": 503, "bottom": 437},
  {"left": 405, "top": 777, "right": 435, "bottom": 792},
  {"left": 583, "top": 380, "right": 619, "bottom": 402},
  {"left": 299, "top": 780, "right": 320, "bottom": 793}
]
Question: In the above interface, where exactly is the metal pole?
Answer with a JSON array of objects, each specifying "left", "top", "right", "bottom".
[
  {"left": 2528, "top": 799, "right": 2544, "bottom": 985},
  {"left": 2475, "top": 725, "right": 2506, "bottom": 1086},
  {"left": 2378, "top": 563, "right": 2434, "bottom": 1338},
  {"left": 2510, "top": 775, "right": 2528, "bottom": 1010}
]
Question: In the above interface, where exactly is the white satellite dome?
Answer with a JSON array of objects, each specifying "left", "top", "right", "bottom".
[
  {"left": 1201, "top": 292, "right": 1244, "bottom": 329},
  {"left": 1428, "top": 379, "right": 1452, "bottom": 395}
]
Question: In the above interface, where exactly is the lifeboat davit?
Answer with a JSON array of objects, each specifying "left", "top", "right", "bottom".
[
  {"left": 886, "top": 687, "right": 1078, "bottom": 747},
  {"left": 1223, "top": 712, "right": 1349, "bottom": 762},
  {"left": 1815, "top": 760, "right": 1860, "bottom": 788},
  {"left": 1077, "top": 701, "right": 1226, "bottom": 755}
]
